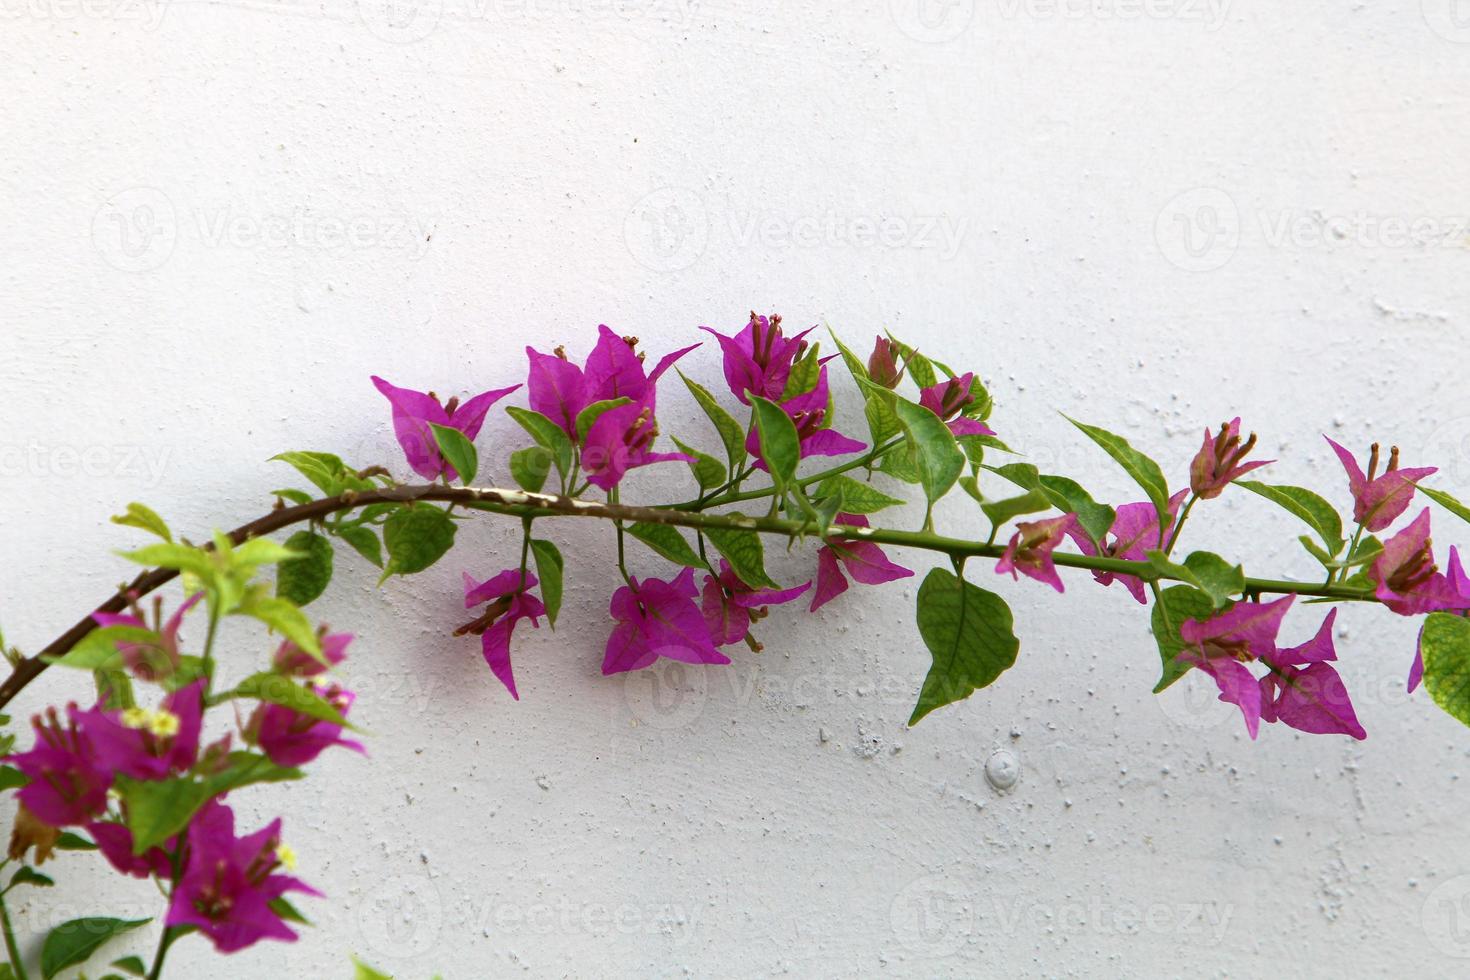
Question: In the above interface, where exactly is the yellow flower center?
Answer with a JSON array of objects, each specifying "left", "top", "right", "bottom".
[
  {"left": 275, "top": 842, "right": 298, "bottom": 871},
  {"left": 120, "top": 707, "right": 181, "bottom": 738}
]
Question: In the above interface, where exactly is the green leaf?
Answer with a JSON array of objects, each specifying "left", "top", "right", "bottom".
[
  {"left": 118, "top": 776, "right": 210, "bottom": 852},
  {"left": 749, "top": 396, "right": 801, "bottom": 489},
  {"left": 269, "top": 896, "right": 311, "bottom": 925},
  {"left": 864, "top": 390, "right": 902, "bottom": 447},
  {"left": 1144, "top": 551, "right": 1245, "bottom": 610},
  {"left": 1420, "top": 485, "right": 1470, "bottom": 529},
  {"left": 885, "top": 332, "right": 938, "bottom": 389},
  {"left": 202, "top": 752, "right": 305, "bottom": 797},
  {"left": 1237, "top": 481, "right": 1344, "bottom": 556},
  {"left": 236, "top": 596, "right": 322, "bottom": 663},
  {"left": 230, "top": 673, "right": 357, "bottom": 730},
  {"left": 813, "top": 475, "right": 904, "bottom": 516},
  {"left": 41, "top": 917, "right": 151, "bottom": 980},
  {"left": 1420, "top": 613, "right": 1470, "bottom": 731},
  {"left": 878, "top": 444, "right": 922, "bottom": 484},
  {"left": 627, "top": 523, "right": 706, "bottom": 569},
  {"left": 276, "top": 531, "right": 334, "bottom": 607},
  {"left": 45, "top": 626, "right": 153, "bottom": 672},
  {"left": 0, "top": 766, "right": 27, "bottom": 792},
  {"left": 10, "top": 866, "right": 54, "bottom": 889},
  {"left": 672, "top": 438, "right": 727, "bottom": 492},
  {"left": 679, "top": 371, "right": 747, "bottom": 473},
  {"left": 273, "top": 488, "right": 315, "bottom": 506},
  {"left": 110, "top": 955, "right": 147, "bottom": 977},
  {"left": 888, "top": 393, "right": 965, "bottom": 511},
  {"left": 382, "top": 506, "right": 457, "bottom": 577},
  {"left": 110, "top": 503, "right": 171, "bottom": 542},
  {"left": 705, "top": 521, "right": 779, "bottom": 589},
  {"left": 529, "top": 539, "right": 564, "bottom": 627},
  {"left": 575, "top": 398, "right": 632, "bottom": 445},
  {"left": 1150, "top": 585, "right": 1215, "bottom": 692},
  {"left": 117, "top": 542, "right": 214, "bottom": 579},
  {"left": 1066, "top": 417, "right": 1171, "bottom": 526},
  {"left": 980, "top": 490, "right": 1052, "bottom": 531},
  {"left": 353, "top": 958, "right": 395, "bottom": 980},
  {"left": 780, "top": 343, "right": 823, "bottom": 400},
  {"left": 270, "top": 451, "right": 373, "bottom": 496},
  {"left": 335, "top": 526, "right": 384, "bottom": 569},
  {"left": 509, "top": 446, "right": 553, "bottom": 493},
  {"left": 1038, "top": 475, "right": 1113, "bottom": 545},
  {"left": 55, "top": 831, "right": 97, "bottom": 852},
  {"left": 826, "top": 328, "right": 870, "bottom": 387},
  {"left": 428, "top": 422, "right": 478, "bottom": 485},
  {"left": 909, "top": 568, "right": 1020, "bottom": 725},
  {"left": 505, "top": 407, "right": 574, "bottom": 480}
]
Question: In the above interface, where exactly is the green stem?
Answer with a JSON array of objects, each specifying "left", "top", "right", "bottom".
[
  {"left": 0, "top": 880, "right": 30, "bottom": 980},
  {"left": 0, "top": 479, "right": 1382, "bottom": 713},
  {"left": 1162, "top": 493, "right": 1198, "bottom": 557},
  {"left": 146, "top": 925, "right": 180, "bottom": 980}
]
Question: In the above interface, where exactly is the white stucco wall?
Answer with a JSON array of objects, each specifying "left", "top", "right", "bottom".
[{"left": 4, "top": 2, "right": 1470, "bottom": 976}]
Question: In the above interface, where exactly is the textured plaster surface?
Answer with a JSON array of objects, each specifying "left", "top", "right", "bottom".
[{"left": 3, "top": 2, "right": 1470, "bottom": 977}]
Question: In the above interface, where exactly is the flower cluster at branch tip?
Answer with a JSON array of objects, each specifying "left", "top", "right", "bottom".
[{"left": 1189, "top": 418, "right": 1271, "bottom": 499}]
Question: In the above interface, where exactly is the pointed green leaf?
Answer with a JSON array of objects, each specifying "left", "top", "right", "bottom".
[
  {"left": 270, "top": 451, "right": 374, "bottom": 496},
  {"left": 55, "top": 831, "right": 97, "bottom": 851},
  {"left": 1151, "top": 585, "right": 1214, "bottom": 692},
  {"left": 509, "top": 446, "right": 553, "bottom": 493},
  {"left": 813, "top": 475, "right": 904, "bottom": 516},
  {"left": 627, "top": 523, "right": 706, "bottom": 570},
  {"left": 428, "top": 423, "right": 478, "bottom": 485},
  {"left": 505, "top": 407, "right": 573, "bottom": 480},
  {"left": 1420, "top": 485, "right": 1470, "bottom": 529},
  {"left": 888, "top": 394, "right": 965, "bottom": 509},
  {"left": 705, "top": 521, "right": 779, "bottom": 589},
  {"left": 10, "top": 866, "right": 54, "bottom": 889},
  {"left": 117, "top": 775, "right": 209, "bottom": 852},
  {"left": 575, "top": 398, "right": 631, "bottom": 445},
  {"left": 335, "top": 526, "right": 384, "bottom": 569},
  {"left": 780, "top": 343, "right": 823, "bottom": 400},
  {"left": 1237, "top": 481, "right": 1344, "bottom": 555},
  {"left": 382, "top": 505, "right": 457, "bottom": 577},
  {"left": 529, "top": 539, "right": 564, "bottom": 627},
  {"left": 1420, "top": 612, "right": 1470, "bottom": 731},
  {"left": 1066, "top": 417, "right": 1170, "bottom": 525},
  {"left": 679, "top": 371, "right": 747, "bottom": 473},
  {"left": 110, "top": 503, "right": 171, "bottom": 542},
  {"left": 236, "top": 596, "right": 322, "bottom": 662},
  {"left": 884, "top": 332, "right": 938, "bottom": 389},
  {"left": 672, "top": 438, "right": 727, "bottom": 492},
  {"left": 230, "top": 672, "right": 358, "bottom": 729},
  {"left": 750, "top": 395, "right": 801, "bottom": 489},
  {"left": 980, "top": 490, "right": 1052, "bottom": 530},
  {"left": 41, "top": 917, "right": 151, "bottom": 980},
  {"left": 276, "top": 531, "right": 334, "bottom": 607},
  {"left": 909, "top": 568, "right": 1020, "bottom": 725},
  {"left": 110, "top": 955, "right": 147, "bottom": 977},
  {"left": 1145, "top": 550, "right": 1245, "bottom": 610}
]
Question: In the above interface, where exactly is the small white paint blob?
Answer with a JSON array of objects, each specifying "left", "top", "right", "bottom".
[{"left": 985, "top": 749, "right": 1021, "bottom": 792}]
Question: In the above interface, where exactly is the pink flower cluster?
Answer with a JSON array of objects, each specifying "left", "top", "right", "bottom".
[{"left": 6, "top": 604, "right": 363, "bottom": 953}]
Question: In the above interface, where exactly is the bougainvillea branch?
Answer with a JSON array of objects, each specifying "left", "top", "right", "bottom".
[{"left": 4, "top": 312, "right": 1470, "bottom": 974}]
